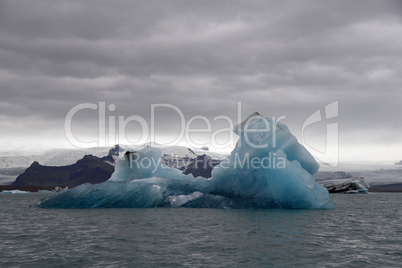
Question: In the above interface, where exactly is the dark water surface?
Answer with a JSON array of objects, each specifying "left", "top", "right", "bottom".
[{"left": 1, "top": 193, "right": 401, "bottom": 267}]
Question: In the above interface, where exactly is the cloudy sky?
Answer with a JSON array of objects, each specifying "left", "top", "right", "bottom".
[{"left": 0, "top": 0, "right": 401, "bottom": 161}]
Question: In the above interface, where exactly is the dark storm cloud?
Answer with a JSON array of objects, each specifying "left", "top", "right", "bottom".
[{"left": 0, "top": 0, "right": 402, "bottom": 159}]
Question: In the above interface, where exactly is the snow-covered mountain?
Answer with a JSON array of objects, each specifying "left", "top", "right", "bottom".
[
  {"left": 0, "top": 144, "right": 225, "bottom": 169},
  {"left": 0, "top": 144, "right": 226, "bottom": 182},
  {"left": 0, "top": 144, "right": 225, "bottom": 187},
  {"left": 0, "top": 147, "right": 111, "bottom": 169},
  {"left": 123, "top": 143, "right": 226, "bottom": 160}
]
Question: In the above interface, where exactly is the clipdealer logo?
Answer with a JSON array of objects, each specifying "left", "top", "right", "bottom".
[
  {"left": 302, "top": 101, "right": 339, "bottom": 167},
  {"left": 64, "top": 101, "right": 339, "bottom": 167}
]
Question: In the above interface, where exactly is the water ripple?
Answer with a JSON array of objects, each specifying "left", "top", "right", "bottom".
[{"left": 1, "top": 193, "right": 402, "bottom": 267}]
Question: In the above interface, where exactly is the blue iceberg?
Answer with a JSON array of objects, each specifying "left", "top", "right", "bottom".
[
  {"left": 2, "top": 190, "right": 29, "bottom": 194},
  {"left": 38, "top": 113, "right": 335, "bottom": 209}
]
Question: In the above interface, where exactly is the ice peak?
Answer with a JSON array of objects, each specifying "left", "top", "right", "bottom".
[{"left": 234, "top": 112, "right": 263, "bottom": 133}]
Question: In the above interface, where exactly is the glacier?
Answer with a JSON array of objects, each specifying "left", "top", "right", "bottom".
[{"left": 38, "top": 112, "right": 335, "bottom": 209}]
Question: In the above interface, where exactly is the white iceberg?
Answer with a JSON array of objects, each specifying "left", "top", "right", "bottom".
[
  {"left": 2, "top": 190, "right": 29, "bottom": 194},
  {"left": 38, "top": 113, "right": 335, "bottom": 209}
]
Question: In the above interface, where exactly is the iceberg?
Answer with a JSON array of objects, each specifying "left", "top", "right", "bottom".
[
  {"left": 324, "top": 177, "right": 369, "bottom": 194},
  {"left": 2, "top": 190, "right": 29, "bottom": 194},
  {"left": 38, "top": 113, "right": 335, "bottom": 209}
]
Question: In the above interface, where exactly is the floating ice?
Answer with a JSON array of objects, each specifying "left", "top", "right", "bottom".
[
  {"left": 38, "top": 113, "right": 335, "bottom": 209},
  {"left": 2, "top": 190, "right": 29, "bottom": 194},
  {"left": 325, "top": 177, "right": 369, "bottom": 194}
]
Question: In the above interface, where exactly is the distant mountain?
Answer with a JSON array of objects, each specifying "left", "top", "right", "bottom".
[
  {"left": 101, "top": 144, "right": 125, "bottom": 164},
  {"left": 10, "top": 145, "right": 124, "bottom": 188},
  {"left": 0, "top": 144, "right": 224, "bottom": 170},
  {"left": 11, "top": 155, "right": 115, "bottom": 188},
  {"left": 132, "top": 143, "right": 226, "bottom": 160},
  {"left": 9, "top": 144, "right": 223, "bottom": 188},
  {"left": 0, "top": 147, "right": 112, "bottom": 169}
]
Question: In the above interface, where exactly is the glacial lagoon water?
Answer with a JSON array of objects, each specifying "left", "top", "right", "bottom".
[{"left": 1, "top": 192, "right": 402, "bottom": 267}]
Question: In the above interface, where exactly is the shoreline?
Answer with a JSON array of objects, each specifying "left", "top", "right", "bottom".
[
  {"left": 2, "top": 184, "right": 402, "bottom": 193},
  {"left": 0, "top": 185, "right": 57, "bottom": 192}
]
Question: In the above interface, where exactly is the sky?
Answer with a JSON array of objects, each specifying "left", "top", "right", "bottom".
[{"left": 0, "top": 0, "right": 401, "bottom": 162}]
